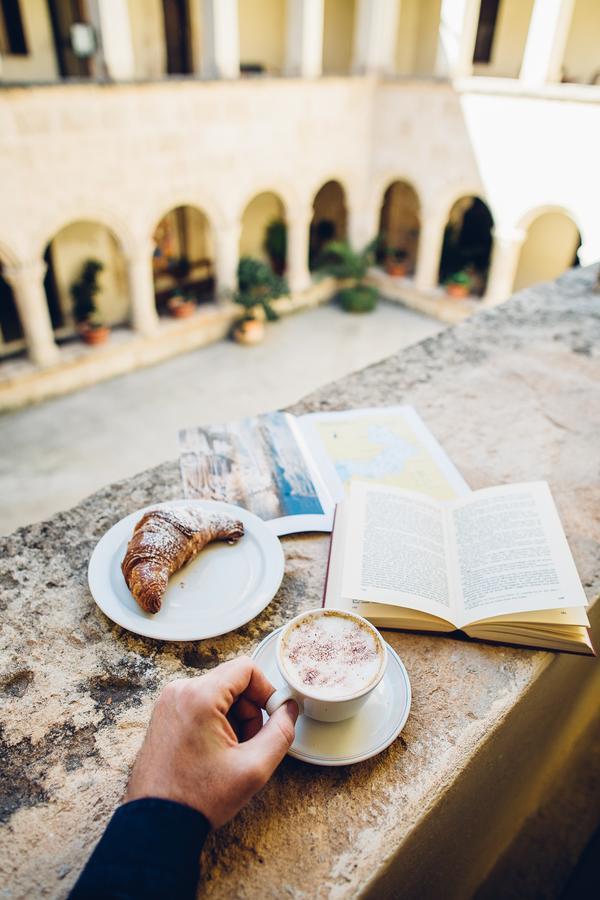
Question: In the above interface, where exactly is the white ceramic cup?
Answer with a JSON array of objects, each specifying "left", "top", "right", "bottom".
[{"left": 265, "top": 608, "right": 388, "bottom": 723}]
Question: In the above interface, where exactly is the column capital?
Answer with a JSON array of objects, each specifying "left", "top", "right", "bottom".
[
  {"left": 126, "top": 239, "right": 157, "bottom": 265},
  {"left": 289, "top": 204, "right": 315, "bottom": 227},
  {"left": 217, "top": 217, "right": 242, "bottom": 234},
  {"left": 3, "top": 259, "right": 47, "bottom": 287},
  {"left": 491, "top": 226, "right": 527, "bottom": 245}
]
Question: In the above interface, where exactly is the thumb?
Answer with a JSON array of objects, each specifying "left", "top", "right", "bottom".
[{"left": 242, "top": 700, "right": 299, "bottom": 779}]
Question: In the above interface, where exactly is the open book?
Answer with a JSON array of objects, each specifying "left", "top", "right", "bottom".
[
  {"left": 324, "top": 481, "right": 593, "bottom": 654},
  {"left": 179, "top": 406, "right": 469, "bottom": 536}
]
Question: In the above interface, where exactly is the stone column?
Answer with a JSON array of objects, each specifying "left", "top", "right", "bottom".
[
  {"left": 285, "top": 0, "right": 324, "bottom": 78},
  {"left": 520, "top": 0, "right": 575, "bottom": 86},
  {"left": 3, "top": 261, "right": 60, "bottom": 367},
  {"left": 214, "top": 219, "right": 241, "bottom": 298},
  {"left": 95, "top": 0, "right": 136, "bottom": 80},
  {"left": 483, "top": 228, "right": 526, "bottom": 306},
  {"left": 201, "top": 0, "right": 240, "bottom": 79},
  {"left": 414, "top": 214, "right": 445, "bottom": 291},
  {"left": 127, "top": 245, "right": 160, "bottom": 336},
  {"left": 352, "top": 0, "right": 400, "bottom": 76},
  {"left": 435, "top": 0, "right": 481, "bottom": 79},
  {"left": 287, "top": 209, "right": 312, "bottom": 294}
]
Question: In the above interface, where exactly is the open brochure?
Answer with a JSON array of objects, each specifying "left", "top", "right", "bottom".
[
  {"left": 324, "top": 480, "right": 593, "bottom": 655},
  {"left": 178, "top": 406, "right": 469, "bottom": 535}
]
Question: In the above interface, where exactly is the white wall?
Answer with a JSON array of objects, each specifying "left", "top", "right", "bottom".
[
  {"left": 0, "top": 0, "right": 58, "bottom": 82},
  {"left": 0, "top": 79, "right": 598, "bottom": 287}
]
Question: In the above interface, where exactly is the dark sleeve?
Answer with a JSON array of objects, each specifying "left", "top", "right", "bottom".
[{"left": 69, "top": 798, "right": 211, "bottom": 900}]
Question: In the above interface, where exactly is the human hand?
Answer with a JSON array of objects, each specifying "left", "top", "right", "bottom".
[{"left": 125, "top": 657, "right": 298, "bottom": 828}]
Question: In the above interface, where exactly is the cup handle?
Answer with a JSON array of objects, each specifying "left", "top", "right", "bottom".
[{"left": 266, "top": 686, "right": 303, "bottom": 717}]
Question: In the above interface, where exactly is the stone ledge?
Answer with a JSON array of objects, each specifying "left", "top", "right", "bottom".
[
  {"left": 0, "top": 264, "right": 598, "bottom": 898},
  {"left": 366, "top": 268, "right": 479, "bottom": 324},
  {"left": 0, "top": 279, "right": 337, "bottom": 412}
]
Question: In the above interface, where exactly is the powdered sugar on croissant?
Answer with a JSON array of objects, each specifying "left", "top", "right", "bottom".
[{"left": 121, "top": 506, "right": 244, "bottom": 614}]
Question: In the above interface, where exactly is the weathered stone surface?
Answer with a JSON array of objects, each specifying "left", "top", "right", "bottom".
[{"left": 1, "top": 266, "right": 599, "bottom": 899}]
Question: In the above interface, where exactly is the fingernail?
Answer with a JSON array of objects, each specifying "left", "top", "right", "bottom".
[{"left": 283, "top": 699, "right": 300, "bottom": 722}]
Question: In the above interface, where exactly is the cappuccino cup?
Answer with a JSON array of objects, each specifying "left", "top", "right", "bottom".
[{"left": 265, "top": 609, "right": 387, "bottom": 723}]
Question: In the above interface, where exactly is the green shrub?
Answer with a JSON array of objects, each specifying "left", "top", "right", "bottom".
[
  {"left": 235, "top": 256, "right": 287, "bottom": 321},
  {"left": 263, "top": 219, "right": 287, "bottom": 274},
  {"left": 70, "top": 259, "right": 104, "bottom": 324},
  {"left": 338, "top": 285, "right": 378, "bottom": 313}
]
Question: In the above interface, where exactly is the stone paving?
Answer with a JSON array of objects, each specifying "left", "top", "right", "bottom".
[{"left": 0, "top": 299, "right": 443, "bottom": 535}]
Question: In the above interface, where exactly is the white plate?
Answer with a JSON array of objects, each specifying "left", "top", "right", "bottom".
[
  {"left": 88, "top": 499, "right": 285, "bottom": 641},
  {"left": 252, "top": 627, "right": 411, "bottom": 766}
]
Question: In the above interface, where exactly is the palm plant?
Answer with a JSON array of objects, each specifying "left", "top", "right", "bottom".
[
  {"left": 315, "top": 240, "right": 379, "bottom": 312},
  {"left": 316, "top": 240, "right": 375, "bottom": 281},
  {"left": 234, "top": 257, "right": 287, "bottom": 322}
]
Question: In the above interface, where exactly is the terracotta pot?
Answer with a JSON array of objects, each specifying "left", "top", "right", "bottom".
[
  {"left": 446, "top": 283, "right": 470, "bottom": 298},
  {"left": 168, "top": 300, "right": 196, "bottom": 318},
  {"left": 233, "top": 318, "right": 265, "bottom": 345},
  {"left": 385, "top": 260, "right": 408, "bottom": 277},
  {"left": 80, "top": 325, "right": 111, "bottom": 345}
]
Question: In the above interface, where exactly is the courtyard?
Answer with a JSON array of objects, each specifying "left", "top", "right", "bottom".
[{"left": 0, "top": 298, "right": 443, "bottom": 535}]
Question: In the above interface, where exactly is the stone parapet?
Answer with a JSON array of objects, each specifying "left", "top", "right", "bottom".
[{"left": 0, "top": 265, "right": 599, "bottom": 898}]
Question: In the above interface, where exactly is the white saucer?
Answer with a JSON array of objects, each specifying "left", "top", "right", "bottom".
[
  {"left": 88, "top": 499, "right": 284, "bottom": 641},
  {"left": 252, "top": 627, "right": 411, "bottom": 766}
]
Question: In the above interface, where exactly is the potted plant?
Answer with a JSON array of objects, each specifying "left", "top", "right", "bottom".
[
  {"left": 445, "top": 271, "right": 471, "bottom": 298},
  {"left": 316, "top": 240, "right": 378, "bottom": 313},
  {"left": 232, "top": 256, "right": 287, "bottom": 345},
  {"left": 385, "top": 248, "right": 409, "bottom": 277},
  {"left": 70, "top": 259, "right": 111, "bottom": 345},
  {"left": 167, "top": 258, "right": 196, "bottom": 317},
  {"left": 263, "top": 219, "right": 287, "bottom": 276}
]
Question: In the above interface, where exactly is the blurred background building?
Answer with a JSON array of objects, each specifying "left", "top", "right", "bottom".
[{"left": 0, "top": 0, "right": 598, "bottom": 407}]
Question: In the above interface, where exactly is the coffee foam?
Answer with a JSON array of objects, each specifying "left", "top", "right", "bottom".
[{"left": 280, "top": 611, "right": 383, "bottom": 700}]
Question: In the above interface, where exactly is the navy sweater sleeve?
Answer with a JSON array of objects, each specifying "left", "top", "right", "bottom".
[{"left": 69, "top": 798, "right": 211, "bottom": 899}]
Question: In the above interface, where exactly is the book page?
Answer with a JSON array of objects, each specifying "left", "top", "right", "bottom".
[
  {"left": 178, "top": 412, "right": 334, "bottom": 536},
  {"left": 324, "top": 503, "right": 455, "bottom": 630},
  {"left": 450, "top": 482, "right": 588, "bottom": 628},
  {"left": 297, "top": 405, "right": 470, "bottom": 503},
  {"left": 341, "top": 482, "right": 457, "bottom": 623}
]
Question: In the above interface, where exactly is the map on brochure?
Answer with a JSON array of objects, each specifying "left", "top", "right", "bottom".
[
  {"left": 178, "top": 406, "right": 469, "bottom": 536},
  {"left": 300, "top": 407, "right": 469, "bottom": 503}
]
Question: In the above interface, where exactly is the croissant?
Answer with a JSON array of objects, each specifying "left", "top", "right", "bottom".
[{"left": 121, "top": 507, "right": 244, "bottom": 614}]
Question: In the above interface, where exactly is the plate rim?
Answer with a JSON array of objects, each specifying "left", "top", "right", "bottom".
[
  {"left": 88, "top": 499, "right": 285, "bottom": 641},
  {"left": 252, "top": 626, "right": 411, "bottom": 766}
]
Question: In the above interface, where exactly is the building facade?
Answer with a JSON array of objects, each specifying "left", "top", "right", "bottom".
[{"left": 0, "top": 0, "right": 598, "bottom": 406}]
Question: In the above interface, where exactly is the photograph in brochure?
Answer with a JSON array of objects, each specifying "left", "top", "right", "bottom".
[
  {"left": 179, "top": 405, "right": 469, "bottom": 535},
  {"left": 325, "top": 480, "right": 593, "bottom": 655}
]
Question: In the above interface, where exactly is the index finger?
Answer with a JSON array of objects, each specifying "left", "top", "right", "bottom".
[{"left": 205, "top": 656, "right": 276, "bottom": 711}]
